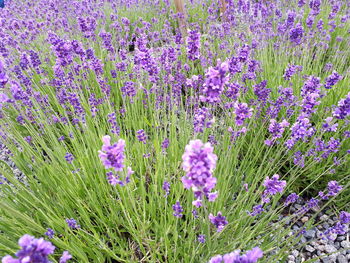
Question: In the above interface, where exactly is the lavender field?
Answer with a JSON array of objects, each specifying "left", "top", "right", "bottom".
[{"left": 0, "top": 0, "right": 349, "bottom": 262}]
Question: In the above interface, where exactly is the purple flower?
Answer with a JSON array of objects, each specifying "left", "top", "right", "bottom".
[
  {"left": 253, "top": 80, "right": 270, "bottom": 102},
  {"left": 209, "top": 212, "right": 228, "bottom": 232},
  {"left": 2, "top": 234, "right": 55, "bottom": 263},
  {"left": 64, "top": 152, "right": 74, "bottom": 164},
  {"left": 289, "top": 23, "right": 304, "bottom": 45},
  {"left": 248, "top": 204, "right": 264, "bottom": 217},
  {"left": 66, "top": 218, "right": 80, "bottom": 229},
  {"left": 98, "top": 136, "right": 125, "bottom": 172},
  {"left": 284, "top": 193, "right": 299, "bottom": 206},
  {"left": 59, "top": 251, "right": 72, "bottom": 263},
  {"left": 339, "top": 211, "right": 350, "bottom": 224},
  {"left": 187, "top": 30, "right": 201, "bottom": 61},
  {"left": 172, "top": 201, "right": 183, "bottom": 218},
  {"left": 283, "top": 64, "right": 302, "bottom": 81},
  {"left": 136, "top": 129, "right": 147, "bottom": 144},
  {"left": 121, "top": 81, "right": 137, "bottom": 99},
  {"left": 332, "top": 92, "right": 350, "bottom": 120},
  {"left": 324, "top": 71, "right": 342, "bottom": 89},
  {"left": 44, "top": 228, "right": 55, "bottom": 239},
  {"left": 208, "top": 247, "right": 263, "bottom": 263},
  {"left": 162, "top": 181, "right": 170, "bottom": 197},
  {"left": 193, "top": 107, "right": 214, "bottom": 133},
  {"left": 182, "top": 140, "right": 218, "bottom": 203},
  {"left": 263, "top": 174, "right": 286, "bottom": 197},
  {"left": 161, "top": 138, "right": 169, "bottom": 154},
  {"left": 310, "top": 0, "right": 321, "bottom": 16},
  {"left": 234, "top": 103, "right": 253, "bottom": 126},
  {"left": 327, "top": 181, "right": 342, "bottom": 197},
  {"left": 265, "top": 119, "right": 289, "bottom": 146},
  {"left": 200, "top": 60, "right": 229, "bottom": 103},
  {"left": 198, "top": 234, "right": 206, "bottom": 243}
]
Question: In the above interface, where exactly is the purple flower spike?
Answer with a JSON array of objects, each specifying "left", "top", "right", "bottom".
[
  {"left": 187, "top": 30, "right": 201, "bottom": 61},
  {"left": 208, "top": 247, "right": 263, "bottom": 263},
  {"left": 182, "top": 140, "right": 218, "bottom": 203},
  {"left": 136, "top": 129, "right": 147, "bottom": 144},
  {"left": 2, "top": 234, "right": 55, "bottom": 263},
  {"left": 66, "top": 218, "right": 80, "bottom": 229},
  {"left": 98, "top": 136, "right": 125, "bottom": 172},
  {"left": 45, "top": 228, "right": 55, "bottom": 239},
  {"left": 172, "top": 201, "right": 183, "bottom": 218},
  {"left": 263, "top": 174, "right": 286, "bottom": 197},
  {"left": 59, "top": 251, "right": 72, "bottom": 263},
  {"left": 209, "top": 212, "right": 228, "bottom": 232}
]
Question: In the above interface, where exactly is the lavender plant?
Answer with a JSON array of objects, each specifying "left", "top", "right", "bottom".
[{"left": 0, "top": 0, "right": 349, "bottom": 262}]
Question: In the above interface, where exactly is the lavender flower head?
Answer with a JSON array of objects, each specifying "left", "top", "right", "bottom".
[
  {"left": 208, "top": 247, "right": 263, "bottom": 263},
  {"left": 332, "top": 92, "right": 350, "bottom": 120},
  {"left": 200, "top": 60, "right": 229, "bottom": 103},
  {"left": 45, "top": 228, "right": 55, "bottom": 239},
  {"left": 59, "top": 251, "right": 72, "bottom": 263},
  {"left": 172, "top": 201, "right": 183, "bottom": 218},
  {"left": 209, "top": 212, "right": 228, "bottom": 232},
  {"left": 2, "top": 234, "right": 55, "bottom": 263},
  {"left": 187, "top": 30, "right": 201, "bottom": 61},
  {"left": 234, "top": 102, "right": 253, "bottom": 126},
  {"left": 98, "top": 136, "right": 125, "bottom": 172},
  {"left": 66, "top": 218, "right": 80, "bottom": 229},
  {"left": 262, "top": 174, "right": 286, "bottom": 203},
  {"left": 182, "top": 140, "right": 218, "bottom": 204},
  {"left": 136, "top": 129, "right": 147, "bottom": 144},
  {"left": 324, "top": 71, "right": 342, "bottom": 89}
]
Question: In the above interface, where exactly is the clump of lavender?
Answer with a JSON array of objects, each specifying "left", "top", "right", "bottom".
[
  {"left": 262, "top": 174, "right": 286, "bottom": 203},
  {"left": 121, "top": 81, "right": 137, "bottom": 100},
  {"left": 187, "top": 30, "right": 201, "bottom": 61},
  {"left": 172, "top": 201, "right": 183, "bottom": 218},
  {"left": 2, "top": 234, "right": 56, "bottom": 263},
  {"left": 136, "top": 129, "right": 147, "bottom": 144},
  {"left": 284, "top": 193, "right": 299, "bottom": 206},
  {"left": 208, "top": 247, "right": 263, "bottom": 263},
  {"left": 182, "top": 140, "right": 218, "bottom": 206},
  {"left": 209, "top": 212, "right": 228, "bottom": 232},
  {"left": 66, "top": 218, "right": 80, "bottom": 229}
]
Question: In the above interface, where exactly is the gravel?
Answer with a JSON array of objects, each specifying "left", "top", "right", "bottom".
[{"left": 284, "top": 198, "right": 350, "bottom": 263}]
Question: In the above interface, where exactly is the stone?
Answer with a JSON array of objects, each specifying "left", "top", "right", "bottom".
[
  {"left": 337, "top": 254, "right": 347, "bottom": 263},
  {"left": 340, "top": 241, "right": 350, "bottom": 249},
  {"left": 325, "top": 245, "right": 337, "bottom": 253},
  {"left": 304, "top": 229, "right": 316, "bottom": 239},
  {"left": 301, "top": 216, "right": 309, "bottom": 223},
  {"left": 305, "top": 245, "right": 315, "bottom": 252}
]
